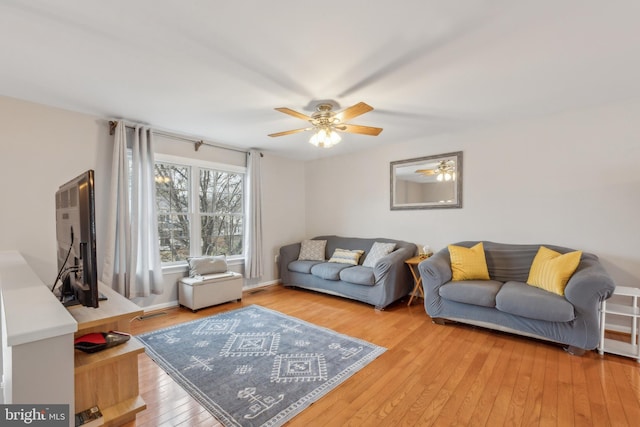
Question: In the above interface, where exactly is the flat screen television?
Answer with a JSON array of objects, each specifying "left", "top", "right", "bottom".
[{"left": 54, "top": 169, "right": 101, "bottom": 308}]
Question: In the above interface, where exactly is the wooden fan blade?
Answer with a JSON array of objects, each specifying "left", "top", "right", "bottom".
[
  {"left": 337, "top": 123, "right": 383, "bottom": 136},
  {"left": 274, "top": 107, "right": 312, "bottom": 121},
  {"left": 268, "top": 128, "right": 309, "bottom": 137},
  {"left": 416, "top": 169, "right": 436, "bottom": 175},
  {"left": 336, "top": 102, "right": 374, "bottom": 121}
]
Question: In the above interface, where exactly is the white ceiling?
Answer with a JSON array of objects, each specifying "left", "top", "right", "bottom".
[{"left": 1, "top": 0, "right": 639, "bottom": 160}]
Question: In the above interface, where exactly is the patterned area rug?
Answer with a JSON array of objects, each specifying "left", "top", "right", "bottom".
[{"left": 137, "top": 305, "right": 386, "bottom": 426}]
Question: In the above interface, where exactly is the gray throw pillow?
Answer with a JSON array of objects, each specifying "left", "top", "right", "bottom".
[
  {"left": 188, "top": 255, "right": 228, "bottom": 277},
  {"left": 298, "top": 240, "right": 327, "bottom": 261}
]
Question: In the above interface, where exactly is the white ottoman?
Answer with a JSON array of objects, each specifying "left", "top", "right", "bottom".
[{"left": 179, "top": 272, "right": 243, "bottom": 311}]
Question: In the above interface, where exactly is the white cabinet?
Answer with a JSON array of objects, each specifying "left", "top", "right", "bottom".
[
  {"left": 1, "top": 251, "right": 77, "bottom": 426},
  {"left": 598, "top": 286, "right": 640, "bottom": 362}
]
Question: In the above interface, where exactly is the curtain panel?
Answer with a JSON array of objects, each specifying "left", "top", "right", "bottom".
[
  {"left": 244, "top": 149, "right": 263, "bottom": 279},
  {"left": 102, "top": 122, "right": 163, "bottom": 298}
]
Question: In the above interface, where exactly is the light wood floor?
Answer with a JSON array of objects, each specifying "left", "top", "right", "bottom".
[{"left": 124, "top": 285, "right": 640, "bottom": 426}]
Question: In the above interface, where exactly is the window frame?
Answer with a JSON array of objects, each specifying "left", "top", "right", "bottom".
[{"left": 155, "top": 153, "right": 247, "bottom": 269}]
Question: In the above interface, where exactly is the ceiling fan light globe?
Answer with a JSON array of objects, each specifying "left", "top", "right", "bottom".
[
  {"left": 329, "top": 130, "right": 341, "bottom": 145},
  {"left": 309, "top": 132, "right": 320, "bottom": 147},
  {"left": 309, "top": 128, "right": 341, "bottom": 148}
]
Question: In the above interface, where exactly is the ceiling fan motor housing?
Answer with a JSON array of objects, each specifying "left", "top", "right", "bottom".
[{"left": 311, "top": 104, "right": 338, "bottom": 128}]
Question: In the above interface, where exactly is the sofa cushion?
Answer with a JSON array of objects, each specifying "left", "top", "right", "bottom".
[
  {"left": 298, "top": 239, "right": 327, "bottom": 261},
  {"left": 310, "top": 262, "right": 351, "bottom": 281},
  {"left": 362, "top": 242, "right": 396, "bottom": 268},
  {"left": 448, "top": 242, "right": 490, "bottom": 281},
  {"left": 527, "top": 246, "right": 582, "bottom": 296},
  {"left": 496, "top": 281, "right": 576, "bottom": 322},
  {"left": 288, "top": 260, "right": 324, "bottom": 274},
  {"left": 339, "top": 266, "right": 375, "bottom": 286},
  {"left": 328, "top": 248, "right": 365, "bottom": 265},
  {"left": 439, "top": 280, "right": 503, "bottom": 307}
]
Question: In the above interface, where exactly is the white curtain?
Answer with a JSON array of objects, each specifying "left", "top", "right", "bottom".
[
  {"left": 102, "top": 122, "right": 163, "bottom": 298},
  {"left": 244, "top": 150, "right": 263, "bottom": 278}
]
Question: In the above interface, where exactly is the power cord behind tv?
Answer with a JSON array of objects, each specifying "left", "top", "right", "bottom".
[{"left": 51, "top": 227, "right": 74, "bottom": 296}]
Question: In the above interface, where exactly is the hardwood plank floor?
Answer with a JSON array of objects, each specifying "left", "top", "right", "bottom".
[{"left": 123, "top": 285, "right": 640, "bottom": 426}]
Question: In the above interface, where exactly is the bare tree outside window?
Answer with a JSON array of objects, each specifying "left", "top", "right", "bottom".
[
  {"left": 156, "top": 163, "right": 191, "bottom": 262},
  {"left": 200, "top": 169, "right": 244, "bottom": 256},
  {"left": 154, "top": 160, "right": 244, "bottom": 264}
]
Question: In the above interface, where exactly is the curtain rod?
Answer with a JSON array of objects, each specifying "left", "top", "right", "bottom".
[{"left": 108, "top": 120, "right": 261, "bottom": 156}]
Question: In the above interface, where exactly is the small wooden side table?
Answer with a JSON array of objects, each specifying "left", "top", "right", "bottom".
[{"left": 405, "top": 255, "right": 430, "bottom": 306}]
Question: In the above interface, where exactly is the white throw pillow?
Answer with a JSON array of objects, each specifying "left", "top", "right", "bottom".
[
  {"left": 188, "top": 255, "right": 228, "bottom": 277},
  {"left": 328, "top": 248, "right": 365, "bottom": 265},
  {"left": 362, "top": 242, "right": 397, "bottom": 268},
  {"left": 298, "top": 240, "right": 327, "bottom": 261}
]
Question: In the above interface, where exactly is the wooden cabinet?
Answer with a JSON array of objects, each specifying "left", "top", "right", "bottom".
[
  {"left": 68, "top": 283, "right": 146, "bottom": 426},
  {"left": 598, "top": 285, "right": 640, "bottom": 362}
]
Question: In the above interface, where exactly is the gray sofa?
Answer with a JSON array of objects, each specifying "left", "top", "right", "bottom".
[
  {"left": 418, "top": 241, "right": 615, "bottom": 352},
  {"left": 279, "top": 235, "right": 417, "bottom": 309}
]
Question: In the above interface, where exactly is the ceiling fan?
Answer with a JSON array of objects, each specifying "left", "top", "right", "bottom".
[
  {"left": 268, "top": 101, "right": 383, "bottom": 148},
  {"left": 416, "top": 160, "right": 457, "bottom": 181}
]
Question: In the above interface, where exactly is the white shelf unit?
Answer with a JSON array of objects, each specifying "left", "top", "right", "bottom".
[{"left": 599, "top": 286, "right": 640, "bottom": 362}]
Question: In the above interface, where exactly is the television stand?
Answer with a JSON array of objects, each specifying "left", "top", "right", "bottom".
[{"left": 67, "top": 282, "right": 145, "bottom": 426}]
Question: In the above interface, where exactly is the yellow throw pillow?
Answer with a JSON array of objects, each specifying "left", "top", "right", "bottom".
[
  {"left": 448, "top": 242, "right": 490, "bottom": 281},
  {"left": 527, "top": 246, "right": 582, "bottom": 296}
]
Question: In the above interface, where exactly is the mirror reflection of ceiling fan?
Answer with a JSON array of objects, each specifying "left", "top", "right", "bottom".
[
  {"left": 416, "top": 160, "right": 457, "bottom": 181},
  {"left": 268, "top": 101, "right": 383, "bottom": 148}
]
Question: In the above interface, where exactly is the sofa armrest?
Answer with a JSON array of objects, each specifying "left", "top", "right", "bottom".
[
  {"left": 418, "top": 249, "right": 453, "bottom": 317},
  {"left": 418, "top": 250, "right": 452, "bottom": 292},
  {"left": 373, "top": 247, "right": 413, "bottom": 282},
  {"left": 564, "top": 258, "right": 615, "bottom": 314},
  {"left": 278, "top": 242, "right": 302, "bottom": 284}
]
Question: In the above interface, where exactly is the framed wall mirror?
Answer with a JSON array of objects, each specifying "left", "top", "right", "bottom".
[{"left": 390, "top": 151, "right": 463, "bottom": 210}]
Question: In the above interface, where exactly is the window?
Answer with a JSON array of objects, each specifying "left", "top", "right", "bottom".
[
  {"left": 154, "top": 156, "right": 245, "bottom": 264},
  {"left": 198, "top": 168, "right": 244, "bottom": 257},
  {"left": 155, "top": 163, "right": 191, "bottom": 262}
]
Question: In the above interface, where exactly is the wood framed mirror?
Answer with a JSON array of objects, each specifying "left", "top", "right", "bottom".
[{"left": 390, "top": 151, "right": 463, "bottom": 210}]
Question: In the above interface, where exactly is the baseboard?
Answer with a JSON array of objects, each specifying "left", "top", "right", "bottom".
[
  {"left": 243, "top": 279, "right": 280, "bottom": 291},
  {"left": 141, "top": 300, "right": 179, "bottom": 313}
]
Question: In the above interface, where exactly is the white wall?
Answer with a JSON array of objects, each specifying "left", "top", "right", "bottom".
[
  {"left": 0, "top": 96, "right": 307, "bottom": 310},
  {"left": 0, "top": 96, "right": 111, "bottom": 282},
  {"left": 306, "top": 100, "right": 640, "bottom": 290},
  {"left": 256, "top": 154, "right": 307, "bottom": 282}
]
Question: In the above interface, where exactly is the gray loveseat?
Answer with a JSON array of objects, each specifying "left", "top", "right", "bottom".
[
  {"left": 279, "top": 235, "right": 417, "bottom": 309},
  {"left": 418, "top": 241, "right": 615, "bottom": 352}
]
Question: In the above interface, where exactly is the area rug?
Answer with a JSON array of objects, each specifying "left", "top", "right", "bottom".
[{"left": 137, "top": 305, "right": 386, "bottom": 426}]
